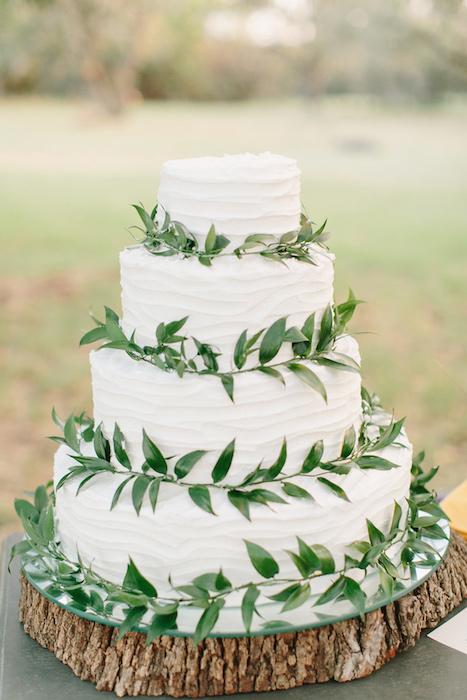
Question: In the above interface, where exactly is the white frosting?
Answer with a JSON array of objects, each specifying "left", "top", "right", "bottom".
[
  {"left": 120, "top": 245, "right": 335, "bottom": 368},
  {"left": 90, "top": 335, "right": 362, "bottom": 482},
  {"left": 53, "top": 431, "right": 412, "bottom": 595},
  {"left": 156, "top": 152, "right": 301, "bottom": 244}
]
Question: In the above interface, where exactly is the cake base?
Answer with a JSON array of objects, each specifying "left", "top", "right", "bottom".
[{"left": 19, "top": 533, "right": 467, "bottom": 698}]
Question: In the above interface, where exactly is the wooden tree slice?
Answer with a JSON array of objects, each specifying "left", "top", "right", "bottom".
[{"left": 19, "top": 533, "right": 467, "bottom": 698}]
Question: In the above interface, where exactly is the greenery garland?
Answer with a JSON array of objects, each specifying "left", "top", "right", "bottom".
[
  {"left": 80, "top": 291, "right": 362, "bottom": 402},
  {"left": 130, "top": 204, "right": 330, "bottom": 267},
  {"left": 11, "top": 453, "right": 447, "bottom": 644},
  {"left": 50, "top": 391, "right": 406, "bottom": 520}
]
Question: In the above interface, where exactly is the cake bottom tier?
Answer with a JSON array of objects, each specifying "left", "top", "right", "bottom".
[
  {"left": 18, "top": 533, "right": 467, "bottom": 697},
  {"left": 54, "top": 433, "right": 412, "bottom": 596}
]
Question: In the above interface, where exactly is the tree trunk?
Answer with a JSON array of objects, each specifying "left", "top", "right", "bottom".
[{"left": 19, "top": 533, "right": 467, "bottom": 698}]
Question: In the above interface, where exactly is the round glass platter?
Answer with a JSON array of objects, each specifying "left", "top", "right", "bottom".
[{"left": 22, "top": 521, "right": 450, "bottom": 639}]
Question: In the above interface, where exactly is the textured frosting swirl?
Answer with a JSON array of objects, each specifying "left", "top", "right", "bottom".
[
  {"left": 90, "top": 335, "right": 362, "bottom": 482},
  {"left": 53, "top": 430, "right": 412, "bottom": 594},
  {"left": 120, "top": 245, "right": 335, "bottom": 368},
  {"left": 156, "top": 152, "right": 301, "bottom": 243}
]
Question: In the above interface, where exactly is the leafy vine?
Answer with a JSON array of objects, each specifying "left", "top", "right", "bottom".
[
  {"left": 12, "top": 455, "right": 447, "bottom": 643},
  {"left": 130, "top": 204, "right": 330, "bottom": 267},
  {"left": 50, "top": 396, "right": 405, "bottom": 520},
  {"left": 80, "top": 291, "right": 362, "bottom": 402}
]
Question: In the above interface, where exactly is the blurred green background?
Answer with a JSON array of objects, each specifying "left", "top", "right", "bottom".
[{"left": 1, "top": 0, "right": 467, "bottom": 537}]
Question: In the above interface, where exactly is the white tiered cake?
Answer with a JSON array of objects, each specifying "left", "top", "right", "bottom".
[{"left": 52, "top": 153, "right": 413, "bottom": 611}]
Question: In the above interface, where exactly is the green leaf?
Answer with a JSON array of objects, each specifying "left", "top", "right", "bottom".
[
  {"left": 174, "top": 450, "right": 207, "bottom": 479},
  {"left": 221, "top": 374, "right": 234, "bottom": 402},
  {"left": 287, "top": 363, "right": 327, "bottom": 402},
  {"left": 64, "top": 414, "right": 80, "bottom": 452},
  {"left": 257, "top": 366, "right": 285, "bottom": 385},
  {"left": 261, "top": 620, "right": 293, "bottom": 631},
  {"left": 192, "top": 572, "right": 221, "bottom": 591},
  {"left": 14, "top": 498, "right": 39, "bottom": 524},
  {"left": 8, "top": 540, "right": 32, "bottom": 572},
  {"left": 268, "top": 583, "right": 300, "bottom": 603},
  {"left": 316, "top": 306, "right": 333, "bottom": 352},
  {"left": 148, "top": 478, "right": 161, "bottom": 512},
  {"left": 341, "top": 426, "right": 356, "bottom": 459},
  {"left": 75, "top": 473, "right": 97, "bottom": 495},
  {"left": 131, "top": 475, "right": 151, "bottom": 515},
  {"left": 301, "top": 313, "right": 315, "bottom": 342},
  {"left": 165, "top": 316, "right": 188, "bottom": 337},
  {"left": 267, "top": 439, "right": 287, "bottom": 478},
  {"left": 110, "top": 475, "right": 134, "bottom": 510},
  {"left": 343, "top": 577, "right": 366, "bottom": 616},
  {"left": 301, "top": 441, "right": 324, "bottom": 473},
  {"left": 244, "top": 541, "right": 279, "bottom": 579},
  {"left": 188, "top": 486, "right": 215, "bottom": 515},
  {"left": 93, "top": 424, "right": 111, "bottom": 461},
  {"left": 282, "top": 482, "right": 313, "bottom": 500},
  {"left": 233, "top": 330, "right": 248, "bottom": 369},
  {"left": 146, "top": 612, "right": 178, "bottom": 644},
  {"left": 389, "top": 501, "right": 402, "bottom": 536},
  {"left": 117, "top": 606, "right": 147, "bottom": 639},
  {"left": 133, "top": 203, "right": 156, "bottom": 231},
  {"left": 193, "top": 601, "right": 222, "bottom": 644},
  {"left": 284, "top": 326, "right": 308, "bottom": 343},
  {"left": 142, "top": 430, "right": 167, "bottom": 474},
  {"left": 113, "top": 424, "right": 131, "bottom": 470},
  {"left": 259, "top": 317, "right": 287, "bottom": 364},
  {"left": 51, "top": 407, "right": 64, "bottom": 428},
  {"left": 204, "top": 224, "right": 217, "bottom": 254},
  {"left": 228, "top": 490, "right": 251, "bottom": 520},
  {"left": 241, "top": 584, "right": 260, "bottom": 633},
  {"left": 215, "top": 570, "right": 232, "bottom": 591},
  {"left": 317, "top": 477, "right": 350, "bottom": 502},
  {"left": 38, "top": 505, "right": 54, "bottom": 542},
  {"left": 306, "top": 543, "right": 335, "bottom": 574},
  {"left": 372, "top": 418, "right": 405, "bottom": 451},
  {"left": 366, "top": 519, "right": 385, "bottom": 545},
  {"left": 72, "top": 455, "right": 113, "bottom": 471},
  {"left": 123, "top": 557, "right": 157, "bottom": 597},
  {"left": 356, "top": 455, "right": 399, "bottom": 471},
  {"left": 211, "top": 439, "right": 235, "bottom": 483},
  {"left": 247, "top": 488, "right": 287, "bottom": 505},
  {"left": 315, "top": 576, "right": 346, "bottom": 606},
  {"left": 34, "top": 485, "right": 49, "bottom": 512},
  {"left": 79, "top": 325, "right": 109, "bottom": 346},
  {"left": 281, "top": 583, "right": 310, "bottom": 612}
]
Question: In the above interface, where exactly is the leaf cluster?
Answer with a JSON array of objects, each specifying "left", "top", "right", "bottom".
[
  {"left": 12, "top": 463, "right": 446, "bottom": 642},
  {"left": 132, "top": 204, "right": 330, "bottom": 267},
  {"left": 54, "top": 406, "right": 404, "bottom": 521},
  {"left": 80, "top": 290, "right": 361, "bottom": 402}
]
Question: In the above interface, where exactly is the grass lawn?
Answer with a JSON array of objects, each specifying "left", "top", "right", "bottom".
[{"left": 1, "top": 97, "right": 466, "bottom": 535}]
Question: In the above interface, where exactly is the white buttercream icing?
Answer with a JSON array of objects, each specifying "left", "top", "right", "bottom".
[
  {"left": 53, "top": 430, "right": 412, "bottom": 594},
  {"left": 120, "top": 245, "right": 335, "bottom": 369},
  {"left": 90, "top": 335, "right": 362, "bottom": 482},
  {"left": 156, "top": 152, "right": 301, "bottom": 243}
]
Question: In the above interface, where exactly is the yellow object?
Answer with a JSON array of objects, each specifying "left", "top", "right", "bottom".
[{"left": 441, "top": 480, "right": 467, "bottom": 540}]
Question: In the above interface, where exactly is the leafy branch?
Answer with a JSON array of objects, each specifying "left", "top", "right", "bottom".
[
  {"left": 12, "top": 456, "right": 447, "bottom": 642},
  {"left": 131, "top": 204, "right": 331, "bottom": 267},
  {"left": 80, "top": 291, "right": 363, "bottom": 402},
  {"left": 51, "top": 406, "right": 405, "bottom": 520}
]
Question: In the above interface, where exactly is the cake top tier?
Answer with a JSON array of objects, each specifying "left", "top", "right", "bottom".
[{"left": 157, "top": 152, "right": 301, "bottom": 242}]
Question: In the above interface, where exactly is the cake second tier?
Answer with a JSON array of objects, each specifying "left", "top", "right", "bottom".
[
  {"left": 90, "top": 334, "right": 362, "bottom": 483},
  {"left": 120, "top": 244, "right": 335, "bottom": 369}
]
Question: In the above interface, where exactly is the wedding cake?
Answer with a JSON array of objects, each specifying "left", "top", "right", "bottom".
[{"left": 15, "top": 153, "right": 446, "bottom": 644}]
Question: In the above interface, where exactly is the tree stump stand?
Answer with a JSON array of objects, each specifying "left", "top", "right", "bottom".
[{"left": 19, "top": 533, "right": 467, "bottom": 698}]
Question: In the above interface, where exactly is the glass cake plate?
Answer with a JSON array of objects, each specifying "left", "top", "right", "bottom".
[{"left": 22, "top": 521, "right": 450, "bottom": 638}]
